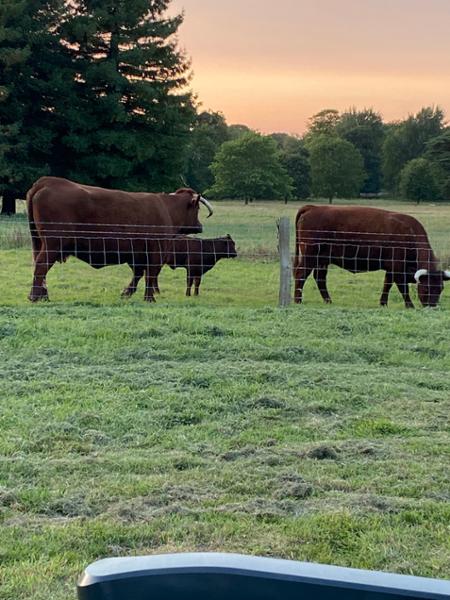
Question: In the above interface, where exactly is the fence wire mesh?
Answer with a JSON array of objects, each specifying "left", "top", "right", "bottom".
[{"left": 1, "top": 204, "right": 450, "bottom": 308}]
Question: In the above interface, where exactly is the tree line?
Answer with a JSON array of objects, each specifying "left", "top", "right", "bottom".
[
  {"left": 186, "top": 106, "right": 450, "bottom": 205},
  {"left": 1, "top": 1, "right": 450, "bottom": 213}
]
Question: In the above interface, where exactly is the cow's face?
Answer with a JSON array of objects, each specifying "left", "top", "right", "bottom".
[
  {"left": 173, "top": 188, "right": 213, "bottom": 234},
  {"left": 415, "top": 269, "right": 450, "bottom": 307}
]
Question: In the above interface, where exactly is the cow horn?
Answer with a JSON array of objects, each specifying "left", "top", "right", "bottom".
[
  {"left": 444, "top": 269, "right": 450, "bottom": 280},
  {"left": 199, "top": 196, "right": 213, "bottom": 218},
  {"left": 414, "top": 269, "right": 428, "bottom": 282}
]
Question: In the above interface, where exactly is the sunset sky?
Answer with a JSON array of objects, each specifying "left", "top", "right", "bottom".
[{"left": 170, "top": 0, "right": 450, "bottom": 134}]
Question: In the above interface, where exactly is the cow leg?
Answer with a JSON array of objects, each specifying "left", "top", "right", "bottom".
[
  {"left": 394, "top": 276, "right": 414, "bottom": 309},
  {"left": 30, "top": 238, "right": 49, "bottom": 299},
  {"left": 380, "top": 272, "right": 393, "bottom": 306},
  {"left": 122, "top": 265, "right": 144, "bottom": 297},
  {"left": 194, "top": 276, "right": 201, "bottom": 296},
  {"left": 186, "top": 273, "right": 193, "bottom": 297},
  {"left": 293, "top": 262, "right": 314, "bottom": 304},
  {"left": 144, "top": 265, "right": 161, "bottom": 302},
  {"left": 313, "top": 267, "right": 332, "bottom": 304},
  {"left": 28, "top": 248, "right": 58, "bottom": 302}
]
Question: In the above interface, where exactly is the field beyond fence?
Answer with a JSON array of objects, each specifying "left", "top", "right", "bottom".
[{"left": 1, "top": 199, "right": 450, "bottom": 600}]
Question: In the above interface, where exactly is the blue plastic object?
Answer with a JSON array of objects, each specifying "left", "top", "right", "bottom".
[{"left": 77, "top": 552, "right": 450, "bottom": 600}]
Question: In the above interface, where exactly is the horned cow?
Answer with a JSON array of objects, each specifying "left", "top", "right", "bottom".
[
  {"left": 293, "top": 205, "right": 450, "bottom": 308},
  {"left": 26, "top": 177, "right": 213, "bottom": 302}
]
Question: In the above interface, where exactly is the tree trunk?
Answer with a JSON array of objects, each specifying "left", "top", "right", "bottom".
[
  {"left": 1, "top": 190, "right": 16, "bottom": 215},
  {"left": 244, "top": 198, "right": 249, "bottom": 205},
  {"left": 328, "top": 196, "right": 333, "bottom": 204}
]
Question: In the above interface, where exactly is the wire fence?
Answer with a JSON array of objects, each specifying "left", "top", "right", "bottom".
[{"left": 1, "top": 213, "right": 450, "bottom": 307}]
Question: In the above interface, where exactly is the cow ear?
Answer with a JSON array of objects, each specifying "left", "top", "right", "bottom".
[{"left": 191, "top": 193, "right": 200, "bottom": 206}]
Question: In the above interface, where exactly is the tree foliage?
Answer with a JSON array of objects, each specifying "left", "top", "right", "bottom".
[
  {"left": 382, "top": 106, "right": 445, "bottom": 192},
  {"left": 399, "top": 158, "right": 441, "bottom": 203},
  {"left": 0, "top": 0, "right": 67, "bottom": 213},
  {"left": 309, "top": 135, "right": 366, "bottom": 203},
  {"left": 58, "top": 0, "right": 195, "bottom": 191},
  {"left": 270, "top": 134, "right": 310, "bottom": 200},
  {"left": 426, "top": 129, "right": 450, "bottom": 199},
  {"left": 184, "top": 111, "right": 229, "bottom": 192},
  {"left": 335, "top": 108, "right": 384, "bottom": 193},
  {"left": 305, "top": 109, "right": 340, "bottom": 139},
  {"left": 0, "top": 0, "right": 195, "bottom": 214},
  {"left": 208, "top": 132, "right": 293, "bottom": 202}
]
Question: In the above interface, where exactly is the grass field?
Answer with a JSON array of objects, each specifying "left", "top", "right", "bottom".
[{"left": 1, "top": 199, "right": 450, "bottom": 599}]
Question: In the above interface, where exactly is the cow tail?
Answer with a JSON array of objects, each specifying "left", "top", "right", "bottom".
[
  {"left": 26, "top": 181, "right": 42, "bottom": 262},
  {"left": 294, "top": 205, "right": 314, "bottom": 263}
]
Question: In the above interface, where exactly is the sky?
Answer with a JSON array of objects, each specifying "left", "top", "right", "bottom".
[{"left": 169, "top": 0, "right": 450, "bottom": 134}]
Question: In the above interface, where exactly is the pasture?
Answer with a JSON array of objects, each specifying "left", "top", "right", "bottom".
[{"left": 1, "top": 199, "right": 450, "bottom": 599}]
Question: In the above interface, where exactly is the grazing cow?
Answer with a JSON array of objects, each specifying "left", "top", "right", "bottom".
[
  {"left": 294, "top": 205, "right": 450, "bottom": 308},
  {"left": 26, "top": 177, "right": 213, "bottom": 302},
  {"left": 122, "top": 235, "right": 238, "bottom": 297}
]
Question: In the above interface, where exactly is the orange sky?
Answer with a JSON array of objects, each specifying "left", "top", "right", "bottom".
[{"left": 170, "top": 0, "right": 450, "bottom": 134}]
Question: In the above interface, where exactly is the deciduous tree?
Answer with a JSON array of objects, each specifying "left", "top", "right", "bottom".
[
  {"left": 399, "top": 158, "right": 440, "bottom": 204},
  {"left": 208, "top": 132, "right": 293, "bottom": 203},
  {"left": 309, "top": 135, "right": 366, "bottom": 203},
  {"left": 382, "top": 106, "right": 445, "bottom": 192},
  {"left": 336, "top": 108, "right": 385, "bottom": 194},
  {"left": 184, "top": 111, "right": 229, "bottom": 192}
]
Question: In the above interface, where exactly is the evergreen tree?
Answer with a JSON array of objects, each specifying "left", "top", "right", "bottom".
[
  {"left": 0, "top": 0, "right": 66, "bottom": 213},
  {"left": 59, "top": 0, "right": 195, "bottom": 190}
]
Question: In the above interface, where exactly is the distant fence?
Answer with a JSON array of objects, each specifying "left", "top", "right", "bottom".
[{"left": 77, "top": 552, "right": 450, "bottom": 600}]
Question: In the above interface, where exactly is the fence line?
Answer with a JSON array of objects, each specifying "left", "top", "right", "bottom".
[{"left": 1, "top": 217, "right": 449, "bottom": 306}]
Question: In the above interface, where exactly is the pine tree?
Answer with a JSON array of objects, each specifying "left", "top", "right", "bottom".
[
  {"left": 0, "top": 0, "right": 66, "bottom": 213},
  {"left": 59, "top": 0, "right": 195, "bottom": 191}
]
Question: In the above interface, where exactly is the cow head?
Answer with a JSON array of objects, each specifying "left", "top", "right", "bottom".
[
  {"left": 224, "top": 234, "right": 237, "bottom": 259},
  {"left": 414, "top": 269, "right": 450, "bottom": 307},
  {"left": 172, "top": 188, "right": 213, "bottom": 234}
]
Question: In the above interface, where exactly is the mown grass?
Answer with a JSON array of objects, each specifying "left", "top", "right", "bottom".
[{"left": 1, "top": 199, "right": 450, "bottom": 599}]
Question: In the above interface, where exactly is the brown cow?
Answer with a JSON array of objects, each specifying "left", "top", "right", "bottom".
[
  {"left": 26, "top": 177, "right": 213, "bottom": 302},
  {"left": 122, "top": 235, "right": 237, "bottom": 297},
  {"left": 293, "top": 205, "right": 450, "bottom": 308}
]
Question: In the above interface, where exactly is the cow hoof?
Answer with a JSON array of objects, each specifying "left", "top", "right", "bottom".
[
  {"left": 121, "top": 289, "right": 133, "bottom": 298},
  {"left": 144, "top": 296, "right": 156, "bottom": 303},
  {"left": 324, "top": 298, "right": 332, "bottom": 304},
  {"left": 28, "top": 295, "right": 48, "bottom": 303}
]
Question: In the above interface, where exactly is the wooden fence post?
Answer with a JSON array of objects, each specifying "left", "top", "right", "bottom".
[{"left": 278, "top": 217, "right": 291, "bottom": 307}]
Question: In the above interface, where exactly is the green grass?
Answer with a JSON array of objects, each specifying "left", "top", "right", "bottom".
[{"left": 1, "top": 199, "right": 450, "bottom": 599}]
